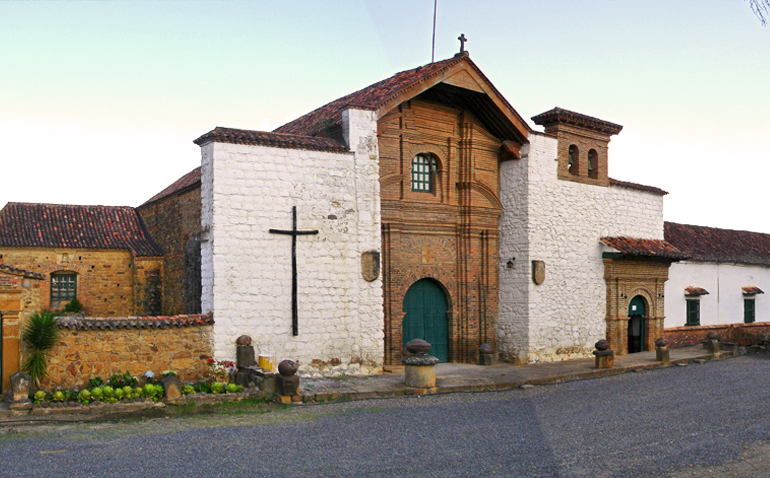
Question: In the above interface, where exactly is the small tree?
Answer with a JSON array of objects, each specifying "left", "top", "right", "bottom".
[{"left": 21, "top": 310, "right": 61, "bottom": 387}]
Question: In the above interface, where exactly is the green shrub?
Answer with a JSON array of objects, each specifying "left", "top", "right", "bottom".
[
  {"left": 63, "top": 298, "right": 83, "bottom": 314},
  {"left": 21, "top": 310, "right": 61, "bottom": 386}
]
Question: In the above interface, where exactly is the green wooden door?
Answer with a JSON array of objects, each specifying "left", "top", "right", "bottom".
[
  {"left": 627, "top": 296, "right": 646, "bottom": 353},
  {"left": 402, "top": 279, "right": 449, "bottom": 362}
]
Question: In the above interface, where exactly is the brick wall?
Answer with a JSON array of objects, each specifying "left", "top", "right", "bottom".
[
  {"left": 378, "top": 99, "right": 500, "bottom": 365},
  {"left": 138, "top": 187, "right": 202, "bottom": 315},
  {"left": 665, "top": 322, "right": 770, "bottom": 348},
  {"left": 0, "top": 247, "right": 161, "bottom": 317},
  {"left": 44, "top": 315, "right": 214, "bottom": 389}
]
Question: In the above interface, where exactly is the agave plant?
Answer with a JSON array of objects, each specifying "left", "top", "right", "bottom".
[{"left": 21, "top": 310, "right": 61, "bottom": 387}]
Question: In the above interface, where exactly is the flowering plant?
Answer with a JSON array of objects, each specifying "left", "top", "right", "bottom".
[{"left": 204, "top": 358, "right": 235, "bottom": 381}]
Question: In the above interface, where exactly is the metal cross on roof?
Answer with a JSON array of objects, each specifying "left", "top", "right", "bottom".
[
  {"left": 269, "top": 206, "right": 319, "bottom": 336},
  {"left": 458, "top": 33, "right": 467, "bottom": 53}
]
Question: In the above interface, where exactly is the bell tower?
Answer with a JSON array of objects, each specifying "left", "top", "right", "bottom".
[{"left": 531, "top": 107, "right": 622, "bottom": 187}]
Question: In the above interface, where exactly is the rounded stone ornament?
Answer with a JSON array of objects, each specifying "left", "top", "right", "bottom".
[
  {"left": 236, "top": 335, "right": 252, "bottom": 346},
  {"left": 278, "top": 360, "right": 298, "bottom": 377},
  {"left": 655, "top": 337, "right": 668, "bottom": 347},
  {"left": 707, "top": 331, "right": 719, "bottom": 340},
  {"left": 595, "top": 339, "right": 610, "bottom": 351},
  {"left": 479, "top": 343, "right": 494, "bottom": 354},
  {"left": 405, "top": 339, "right": 432, "bottom": 355}
]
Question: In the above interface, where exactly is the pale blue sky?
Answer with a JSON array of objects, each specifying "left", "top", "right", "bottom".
[{"left": 1, "top": 1, "right": 769, "bottom": 232}]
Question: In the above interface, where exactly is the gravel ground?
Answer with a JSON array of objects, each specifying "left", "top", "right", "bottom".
[{"left": 1, "top": 354, "right": 770, "bottom": 477}]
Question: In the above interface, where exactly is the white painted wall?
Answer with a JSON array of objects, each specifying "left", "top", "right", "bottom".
[
  {"left": 665, "top": 261, "right": 770, "bottom": 327},
  {"left": 499, "top": 132, "right": 665, "bottom": 363},
  {"left": 200, "top": 109, "right": 383, "bottom": 377}
]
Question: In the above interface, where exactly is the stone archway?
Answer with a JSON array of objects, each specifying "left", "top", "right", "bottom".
[{"left": 603, "top": 257, "right": 670, "bottom": 355}]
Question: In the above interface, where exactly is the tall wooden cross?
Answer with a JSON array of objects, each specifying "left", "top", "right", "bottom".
[{"left": 269, "top": 206, "right": 318, "bottom": 336}]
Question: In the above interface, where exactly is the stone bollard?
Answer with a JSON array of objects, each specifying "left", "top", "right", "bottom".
[
  {"left": 160, "top": 375, "right": 184, "bottom": 400},
  {"left": 276, "top": 360, "right": 299, "bottom": 404},
  {"left": 9, "top": 371, "right": 32, "bottom": 410},
  {"left": 593, "top": 339, "right": 614, "bottom": 369},
  {"left": 479, "top": 343, "right": 494, "bottom": 366},
  {"left": 235, "top": 335, "right": 258, "bottom": 386},
  {"left": 655, "top": 338, "right": 670, "bottom": 363},
  {"left": 706, "top": 331, "right": 721, "bottom": 355},
  {"left": 402, "top": 339, "right": 439, "bottom": 388}
]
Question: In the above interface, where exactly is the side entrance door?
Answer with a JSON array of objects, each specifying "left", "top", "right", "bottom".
[
  {"left": 627, "top": 296, "right": 646, "bottom": 353},
  {"left": 402, "top": 279, "right": 449, "bottom": 362}
]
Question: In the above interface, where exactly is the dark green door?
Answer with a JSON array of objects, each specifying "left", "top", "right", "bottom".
[
  {"left": 402, "top": 279, "right": 449, "bottom": 362},
  {"left": 628, "top": 296, "right": 646, "bottom": 353}
]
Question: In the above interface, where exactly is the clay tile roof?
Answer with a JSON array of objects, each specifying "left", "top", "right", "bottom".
[
  {"left": 609, "top": 178, "right": 668, "bottom": 196},
  {"left": 600, "top": 236, "right": 688, "bottom": 260},
  {"left": 55, "top": 314, "right": 214, "bottom": 330},
  {"left": 141, "top": 167, "right": 201, "bottom": 207},
  {"left": 273, "top": 56, "right": 462, "bottom": 137},
  {"left": 742, "top": 286, "right": 764, "bottom": 295},
  {"left": 193, "top": 127, "right": 348, "bottom": 152},
  {"left": 273, "top": 53, "right": 529, "bottom": 141},
  {"left": 531, "top": 107, "right": 623, "bottom": 136},
  {"left": 0, "top": 203, "right": 163, "bottom": 257},
  {"left": 665, "top": 222, "right": 770, "bottom": 266},
  {"left": 685, "top": 286, "right": 710, "bottom": 296},
  {"left": 0, "top": 263, "right": 45, "bottom": 280}
]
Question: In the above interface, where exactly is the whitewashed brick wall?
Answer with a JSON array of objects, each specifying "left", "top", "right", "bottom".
[
  {"left": 666, "top": 262, "right": 770, "bottom": 328},
  {"left": 500, "top": 132, "right": 665, "bottom": 363},
  {"left": 200, "top": 110, "right": 383, "bottom": 376}
]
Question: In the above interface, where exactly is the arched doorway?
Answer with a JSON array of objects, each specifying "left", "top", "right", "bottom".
[
  {"left": 402, "top": 279, "right": 449, "bottom": 362},
  {"left": 628, "top": 296, "right": 646, "bottom": 353}
]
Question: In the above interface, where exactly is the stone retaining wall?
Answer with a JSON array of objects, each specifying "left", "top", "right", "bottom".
[
  {"left": 44, "top": 314, "right": 214, "bottom": 389},
  {"left": 665, "top": 322, "right": 770, "bottom": 348}
]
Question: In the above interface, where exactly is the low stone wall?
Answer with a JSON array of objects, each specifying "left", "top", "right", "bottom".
[
  {"left": 665, "top": 322, "right": 770, "bottom": 348},
  {"left": 44, "top": 314, "right": 214, "bottom": 389}
]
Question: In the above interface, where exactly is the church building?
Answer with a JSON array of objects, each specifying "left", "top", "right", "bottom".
[{"left": 148, "top": 49, "right": 686, "bottom": 374}]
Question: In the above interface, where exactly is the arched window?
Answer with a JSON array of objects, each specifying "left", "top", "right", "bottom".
[
  {"left": 588, "top": 149, "right": 598, "bottom": 179},
  {"left": 568, "top": 145, "right": 579, "bottom": 176},
  {"left": 51, "top": 271, "right": 77, "bottom": 309},
  {"left": 411, "top": 153, "right": 437, "bottom": 193}
]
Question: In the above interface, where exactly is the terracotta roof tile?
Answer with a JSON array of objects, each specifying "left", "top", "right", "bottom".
[
  {"left": 685, "top": 286, "right": 710, "bottom": 296},
  {"left": 141, "top": 167, "right": 201, "bottom": 207},
  {"left": 273, "top": 56, "right": 462, "bottom": 137},
  {"left": 665, "top": 222, "right": 770, "bottom": 266},
  {"left": 601, "top": 236, "right": 688, "bottom": 260},
  {"left": 56, "top": 314, "right": 213, "bottom": 330},
  {"left": 0, "top": 203, "right": 163, "bottom": 257},
  {"left": 273, "top": 54, "right": 528, "bottom": 140},
  {"left": 742, "top": 286, "right": 764, "bottom": 295},
  {"left": 609, "top": 178, "right": 668, "bottom": 196},
  {"left": 193, "top": 127, "right": 348, "bottom": 152},
  {"left": 531, "top": 107, "right": 623, "bottom": 136},
  {"left": 0, "top": 263, "right": 45, "bottom": 280}
]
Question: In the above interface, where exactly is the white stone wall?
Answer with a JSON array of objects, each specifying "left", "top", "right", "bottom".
[
  {"left": 199, "top": 112, "right": 383, "bottom": 376},
  {"left": 499, "top": 132, "right": 665, "bottom": 363},
  {"left": 665, "top": 261, "right": 770, "bottom": 327}
]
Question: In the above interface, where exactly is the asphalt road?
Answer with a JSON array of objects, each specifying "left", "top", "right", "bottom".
[{"left": 2, "top": 354, "right": 770, "bottom": 478}]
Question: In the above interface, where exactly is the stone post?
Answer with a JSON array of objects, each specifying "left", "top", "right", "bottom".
[
  {"left": 479, "top": 343, "right": 493, "bottom": 366},
  {"left": 593, "top": 339, "right": 614, "bottom": 369},
  {"left": 276, "top": 359, "right": 299, "bottom": 404},
  {"left": 706, "top": 331, "right": 721, "bottom": 356},
  {"left": 402, "top": 339, "right": 439, "bottom": 388},
  {"left": 9, "top": 371, "right": 32, "bottom": 410},
  {"left": 235, "top": 335, "right": 260, "bottom": 387},
  {"left": 655, "top": 338, "right": 670, "bottom": 363}
]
